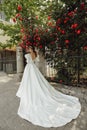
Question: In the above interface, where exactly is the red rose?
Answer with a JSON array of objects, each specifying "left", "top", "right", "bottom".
[
  {"left": 13, "top": 18, "right": 16, "bottom": 22},
  {"left": 71, "top": 23, "right": 78, "bottom": 29},
  {"left": 47, "top": 22, "right": 52, "bottom": 26},
  {"left": 37, "top": 36, "right": 40, "bottom": 41},
  {"left": 56, "top": 18, "right": 61, "bottom": 25},
  {"left": 15, "top": 13, "right": 21, "bottom": 18},
  {"left": 34, "top": 34, "right": 40, "bottom": 41},
  {"left": 36, "top": 16, "right": 38, "bottom": 20},
  {"left": 80, "top": 2, "right": 85, "bottom": 10},
  {"left": 83, "top": 46, "right": 87, "bottom": 50},
  {"left": 65, "top": 40, "right": 70, "bottom": 44},
  {"left": 20, "top": 28, "right": 25, "bottom": 33},
  {"left": 35, "top": 28, "right": 38, "bottom": 33},
  {"left": 68, "top": 11, "right": 74, "bottom": 17},
  {"left": 74, "top": 9, "right": 77, "bottom": 13},
  {"left": 48, "top": 16, "right": 51, "bottom": 20},
  {"left": 61, "top": 30, "right": 65, "bottom": 34},
  {"left": 17, "top": 5, "right": 22, "bottom": 11},
  {"left": 64, "top": 17, "right": 69, "bottom": 23},
  {"left": 26, "top": 41, "right": 31, "bottom": 46},
  {"left": 57, "top": 27, "right": 61, "bottom": 31},
  {"left": 76, "top": 30, "right": 81, "bottom": 34},
  {"left": 19, "top": 17, "right": 23, "bottom": 21},
  {"left": 39, "top": 45, "right": 43, "bottom": 49}
]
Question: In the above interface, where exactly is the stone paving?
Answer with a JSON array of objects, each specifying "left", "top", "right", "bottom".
[{"left": 0, "top": 71, "right": 87, "bottom": 130}]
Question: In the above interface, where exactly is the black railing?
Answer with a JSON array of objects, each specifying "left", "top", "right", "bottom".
[
  {"left": 45, "top": 54, "right": 87, "bottom": 87},
  {"left": 0, "top": 58, "right": 16, "bottom": 73}
]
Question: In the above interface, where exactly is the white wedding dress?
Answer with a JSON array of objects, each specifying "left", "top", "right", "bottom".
[{"left": 16, "top": 53, "right": 81, "bottom": 128}]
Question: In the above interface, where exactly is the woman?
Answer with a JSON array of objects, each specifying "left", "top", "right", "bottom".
[{"left": 16, "top": 45, "right": 81, "bottom": 128}]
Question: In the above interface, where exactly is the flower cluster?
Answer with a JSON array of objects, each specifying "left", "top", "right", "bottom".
[
  {"left": 55, "top": 1, "right": 87, "bottom": 50},
  {"left": 12, "top": 2, "right": 87, "bottom": 52}
]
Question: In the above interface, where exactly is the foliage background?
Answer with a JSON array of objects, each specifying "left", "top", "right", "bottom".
[{"left": 0, "top": 0, "right": 87, "bottom": 85}]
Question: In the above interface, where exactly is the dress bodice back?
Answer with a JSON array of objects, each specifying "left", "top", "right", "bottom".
[{"left": 25, "top": 53, "right": 39, "bottom": 64}]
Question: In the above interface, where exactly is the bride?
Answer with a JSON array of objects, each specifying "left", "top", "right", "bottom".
[{"left": 16, "top": 45, "right": 81, "bottom": 128}]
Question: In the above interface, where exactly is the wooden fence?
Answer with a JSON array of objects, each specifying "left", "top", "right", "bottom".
[{"left": 0, "top": 49, "right": 16, "bottom": 73}]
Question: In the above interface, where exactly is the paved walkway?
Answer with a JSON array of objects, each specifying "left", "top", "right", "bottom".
[{"left": 0, "top": 71, "right": 87, "bottom": 130}]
